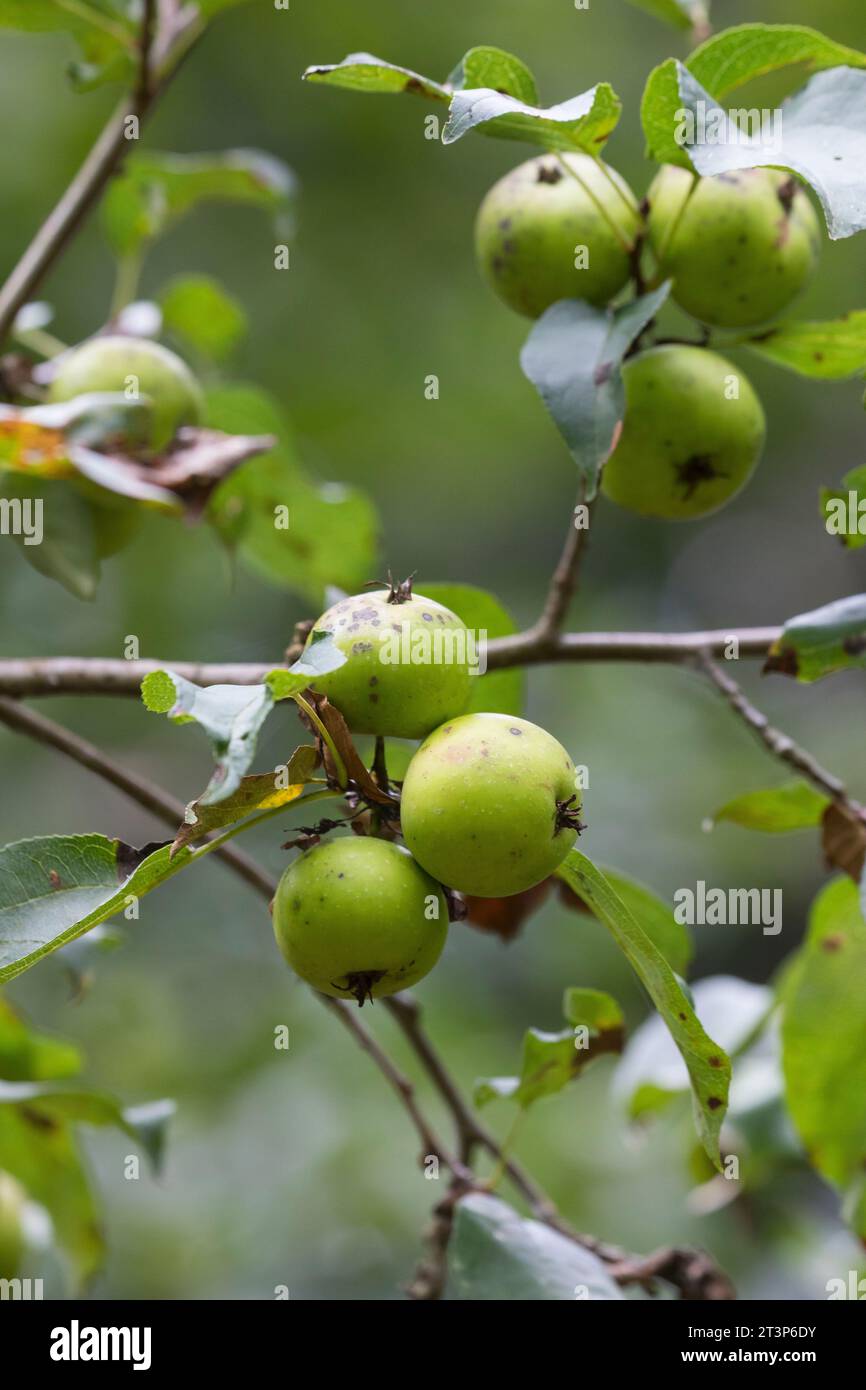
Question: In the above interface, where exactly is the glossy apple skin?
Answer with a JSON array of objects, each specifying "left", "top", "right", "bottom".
[
  {"left": 308, "top": 590, "right": 474, "bottom": 739},
  {"left": 49, "top": 336, "right": 204, "bottom": 450},
  {"left": 475, "top": 154, "right": 639, "bottom": 318},
  {"left": 601, "top": 346, "right": 766, "bottom": 521},
  {"left": 400, "top": 712, "right": 579, "bottom": 898},
  {"left": 273, "top": 837, "right": 448, "bottom": 1000},
  {"left": 648, "top": 166, "right": 820, "bottom": 329}
]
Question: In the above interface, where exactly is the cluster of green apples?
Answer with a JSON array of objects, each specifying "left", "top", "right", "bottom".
[
  {"left": 272, "top": 588, "right": 580, "bottom": 1004},
  {"left": 476, "top": 154, "right": 821, "bottom": 520}
]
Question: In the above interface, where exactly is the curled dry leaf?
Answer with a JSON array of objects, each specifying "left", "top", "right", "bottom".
[
  {"left": 0, "top": 397, "right": 275, "bottom": 518},
  {"left": 298, "top": 691, "right": 395, "bottom": 806},
  {"left": 171, "top": 744, "right": 320, "bottom": 857},
  {"left": 821, "top": 802, "right": 866, "bottom": 882}
]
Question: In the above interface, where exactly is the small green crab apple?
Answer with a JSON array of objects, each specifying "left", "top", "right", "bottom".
[
  {"left": 307, "top": 576, "right": 474, "bottom": 739},
  {"left": 475, "top": 153, "right": 640, "bottom": 318},
  {"left": 0, "top": 1171, "right": 26, "bottom": 1281},
  {"left": 647, "top": 166, "right": 821, "bottom": 329},
  {"left": 601, "top": 345, "right": 766, "bottom": 520},
  {"left": 272, "top": 836, "right": 448, "bottom": 1005},
  {"left": 48, "top": 335, "right": 204, "bottom": 451},
  {"left": 399, "top": 712, "right": 583, "bottom": 898}
]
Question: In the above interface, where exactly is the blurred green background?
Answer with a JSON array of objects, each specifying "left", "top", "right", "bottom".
[{"left": 2, "top": 0, "right": 866, "bottom": 1299}]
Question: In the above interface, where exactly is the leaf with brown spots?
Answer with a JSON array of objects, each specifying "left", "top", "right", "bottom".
[
  {"left": 765, "top": 595, "right": 866, "bottom": 682},
  {"left": 558, "top": 850, "right": 730, "bottom": 1167}
]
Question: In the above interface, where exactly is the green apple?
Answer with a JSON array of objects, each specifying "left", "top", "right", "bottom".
[
  {"left": 308, "top": 587, "right": 474, "bottom": 739},
  {"left": 601, "top": 346, "right": 765, "bottom": 520},
  {"left": 400, "top": 712, "right": 581, "bottom": 897},
  {"left": 48, "top": 336, "right": 204, "bottom": 451},
  {"left": 647, "top": 166, "right": 821, "bottom": 329},
  {"left": 475, "top": 153, "right": 640, "bottom": 318},
  {"left": 273, "top": 837, "right": 448, "bottom": 1004}
]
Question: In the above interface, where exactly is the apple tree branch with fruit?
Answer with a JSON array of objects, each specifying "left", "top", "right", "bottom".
[{"left": 2, "top": 5, "right": 866, "bottom": 1301}]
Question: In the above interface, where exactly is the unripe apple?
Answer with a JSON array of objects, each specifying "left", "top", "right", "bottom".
[
  {"left": 601, "top": 346, "right": 765, "bottom": 520},
  {"left": 308, "top": 586, "right": 473, "bottom": 739},
  {"left": 647, "top": 166, "right": 821, "bottom": 329},
  {"left": 48, "top": 336, "right": 204, "bottom": 451},
  {"left": 272, "top": 837, "right": 448, "bottom": 1003},
  {"left": 400, "top": 712, "right": 581, "bottom": 898},
  {"left": 0, "top": 1171, "right": 26, "bottom": 1281},
  {"left": 475, "top": 153, "right": 640, "bottom": 318}
]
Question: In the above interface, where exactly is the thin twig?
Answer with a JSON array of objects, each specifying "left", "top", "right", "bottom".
[
  {"left": 0, "top": 628, "right": 782, "bottom": 697},
  {"left": 0, "top": 696, "right": 275, "bottom": 896},
  {"left": 386, "top": 993, "right": 556, "bottom": 1211},
  {"left": 0, "top": 3, "right": 199, "bottom": 343},
  {"left": 529, "top": 491, "right": 596, "bottom": 647},
  {"left": 697, "top": 654, "right": 866, "bottom": 823}
]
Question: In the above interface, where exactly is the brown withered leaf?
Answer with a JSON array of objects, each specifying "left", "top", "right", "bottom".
[
  {"left": 141, "top": 426, "right": 276, "bottom": 513},
  {"left": 0, "top": 398, "right": 275, "bottom": 517},
  {"left": 300, "top": 692, "right": 395, "bottom": 807},
  {"left": 822, "top": 802, "right": 866, "bottom": 882},
  {"left": 464, "top": 878, "right": 554, "bottom": 943},
  {"left": 171, "top": 744, "right": 319, "bottom": 857}
]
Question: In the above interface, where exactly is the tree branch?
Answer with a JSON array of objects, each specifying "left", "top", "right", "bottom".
[
  {"left": 528, "top": 491, "right": 596, "bottom": 648},
  {"left": 697, "top": 654, "right": 866, "bottom": 823},
  {"left": 0, "top": 694, "right": 733, "bottom": 1298},
  {"left": 0, "top": 627, "right": 782, "bottom": 697},
  {"left": 0, "top": 1, "right": 200, "bottom": 344},
  {"left": 0, "top": 695, "right": 275, "bottom": 897}
]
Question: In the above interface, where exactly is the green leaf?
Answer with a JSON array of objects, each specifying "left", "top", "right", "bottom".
[
  {"left": 159, "top": 275, "right": 247, "bottom": 362},
  {"left": 448, "top": 47, "right": 538, "bottom": 105},
  {"left": 579, "top": 864, "right": 693, "bottom": 975},
  {"left": 420, "top": 582, "right": 523, "bottom": 717},
  {"left": 520, "top": 285, "right": 671, "bottom": 499},
  {"left": 710, "top": 780, "right": 829, "bottom": 833},
  {"left": 142, "top": 671, "right": 275, "bottom": 804},
  {"left": 0, "top": 1, "right": 135, "bottom": 89},
  {"left": 744, "top": 313, "right": 866, "bottom": 379},
  {"left": 0, "top": 1093, "right": 101, "bottom": 1283},
  {"left": 657, "top": 63, "right": 866, "bottom": 239},
  {"left": 302, "top": 52, "right": 449, "bottom": 99},
  {"left": 267, "top": 632, "right": 347, "bottom": 691},
  {"left": 781, "top": 878, "right": 866, "bottom": 1198},
  {"left": 764, "top": 595, "right": 866, "bottom": 681},
  {"left": 687, "top": 23, "right": 866, "bottom": 97},
  {"left": 0, "top": 475, "right": 100, "bottom": 600},
  {"left": 443, "top": 82, "right": 621, "bottom": 154},
  {"left": 448, "top": 1192, "right": 624, "bottom": 1300},
  {"left": 103, "top": 149, "right": 296, "bottom": 259},
  {"left": 0, "top": 1079, "right": 173, "bottom": 1285},
  {"left": 206, "top": 385, "right": 379, "bottom": 604},
  {"left": 615, "top": 976, "right": 770, "bottom": 1123},
  {"left": 557, "top": 850, "right": 730, "bottom": 1166},
  {"left": 641, "top": 24, "right": 866, "bottom": 171},
  {"left": 625, "top": 0, "right": 708, "bottom": 32},
  {"left": 195, "top": 0, "right": 257, "bottom": 13},
  {"left": 563, "top": 987, "right": 625, "bottom": 1033},
  {"left": 821, "top": 465, "right": 866, "bottom": 551},
  {"left": 0, "top": 835, "right": 198, "bottom": 984},
  {"left": 0, "top": 997, "right": 81, "bottom": 1082},
  {"left": 0, "top": 1083, "right": 173, "bottom": 1174},
  {"left": 475, "top": 992, "right": 624, "bottom": 1113}
]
